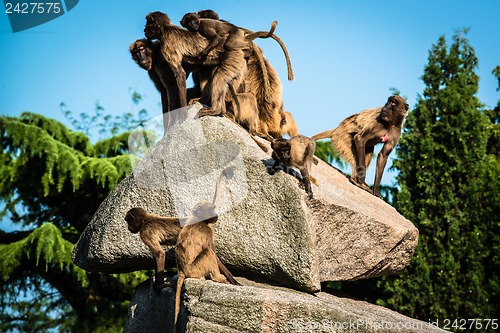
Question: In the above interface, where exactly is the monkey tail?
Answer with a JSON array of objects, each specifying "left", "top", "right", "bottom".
[
  {"left": 251, "top": 44, "right": 271, "bottom": 99},
  {"left": 216, "top": 256, "right": 241, "bottom": 286},
  {"left": 245, "top": 21, "right": 278, "bottom": 41},
  {"left": 174, "top": 273, "right": 185, "bottom": 333},
  {"left": 311, "top": 129, "right": 335, "bottom": 141},
  {"left": 212, "top": 166, "right": 236, "bottom": 209},
  {"left": 268, "top": 34, "right": 294, "bottom": 81}
]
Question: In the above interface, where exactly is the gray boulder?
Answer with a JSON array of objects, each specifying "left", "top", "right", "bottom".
[
  {"left": 124, "top": 277, "right": 446, "bottom": 333},
  {"left": 72, "top": 104, "right": 418, "bottom": 292}
]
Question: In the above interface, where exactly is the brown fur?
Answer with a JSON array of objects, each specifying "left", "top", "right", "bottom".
[
  {"left": 312, "top": 95, "right": 408, "bottom": 197},
  {"left": 125, "top": 207, "right": 183, "bottom": 291},
  {"left": 270, "top": 135, "right": 316, "bottom": 199},
  {"left": 281, "top": 111, "right": 299, "bottom": 137},
  {"left": 144, "top": 11, "right": 246, "bottom": 117},
  {"left": 181, "top": 10, "right": 294, "bottom": 140},
  {"left": 174, "top": 167, "right": 239, "bottom": 333},
  {"left": 244, "top": 47, "right": 285, "bottom": 140}
]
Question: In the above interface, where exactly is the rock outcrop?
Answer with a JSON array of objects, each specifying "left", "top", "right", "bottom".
[
  {"left": 72, "top": 104, "right": 418, "bottom": 293},
  {"left": 124, "top": 278, "right": 445, "bottom": 333}
]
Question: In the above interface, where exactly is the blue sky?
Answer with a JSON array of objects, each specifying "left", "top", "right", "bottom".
[{"left": 0, "top": 0, "right": 499, "bottom": 190}]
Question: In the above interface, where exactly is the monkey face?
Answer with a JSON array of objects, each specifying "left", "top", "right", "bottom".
[
  {"left": 380, "top": 95, "right": 408, "bottom": 123},
  {"left": 131, "top": 44, "right": 153, "bottom": 70},
  {"left": 180, "top": 13, "right": 200, "bottom": 32}
]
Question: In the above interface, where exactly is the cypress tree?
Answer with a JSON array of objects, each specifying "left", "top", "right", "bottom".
[{"left": 378, "top": 30, "right": 499, "bottom": 329}]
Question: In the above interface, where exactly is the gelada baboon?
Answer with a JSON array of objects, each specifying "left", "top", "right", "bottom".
[
  {"left": 125, "top": 207, "right": 183, "bottom": 291},
  {"left": 226, "top": 89, "right": 260, "bottom": 136},
  {"left": 312, "top": 95, "right": 409, "bottom": 197},
  {"left": 144, "top": 11, "right": 246, "bottom": 118},
  {"left": 174, "top": 166, "right": 239, "bottom": 332},
  {"left": 180, "top": 9, "right": 295, "bottom": 133},
  {"left": 125, "top": 206, "right": 238, "bottom": 292},
  {"left": 270, "top": 135, "right": 316, "bottom": 199},
  {"left": 129, "top": 39, "right": 202, "bottom": 129}
]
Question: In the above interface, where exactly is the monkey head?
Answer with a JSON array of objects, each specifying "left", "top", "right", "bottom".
[
  {"left": 180, "top": 13, "right": 200, "bottom": 32},
  {"left": 379, "top": 95, "right": 409, "bottom": 125},
  {"left": 125, "top": 207, "right": 146, "bottom": 233},
  {"left": 129, "top": 39, "right": 153, "bottom": 71},
  {"left": 197, "top": 9, "right": 220, "bottom": 20},
  {"left": 271, "top": 138, "right": 291, "bottom": 161},
  {"left": 144, "top": 12, "right": 170, "bottom": 40},
  {"left": 271, "top": 138, "right": 291, "bottom": 152},
  {"left": 191, "top": 201, "right": 218, "bottom": 224}
]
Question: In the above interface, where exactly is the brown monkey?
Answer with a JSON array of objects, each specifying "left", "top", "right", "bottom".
[
  {"left": 312, "top": 95, "right": 409, "bottom": 197},
  {"left": 174, "top": 166, "right": 239, "bottom": 332},
  {"left": 269, "top": 135, "right": 316, "bottom": 199},
  {"left": 125, "top": 207, "right": 183, "bottom": 291},
  {"left": 144, "top": 11, "right": 247, "bottom": 118},
  {"left": 129, "top": 39, "right": 202, "bottom": 126},
  {"left": 281, "top": 111, "right": 299, "bottom": 137},
  {"left": 226, "top": 91, "right": 260, "bottom": 136},
  {"left": 180, "top": 13, "right": 253, "bottom": 60},
  {"left": 179, "top": 13, "right": 280, "bottom": 118},
  {"left": 125, "top": 207, "right": 238, "bottom": 292}
]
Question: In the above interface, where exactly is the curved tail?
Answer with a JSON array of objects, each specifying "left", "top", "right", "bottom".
[
  {"left": 246, "top": 21, "right": 294, "bottom": 81},
  {"left": 212, "top": 166, "right": 236, "bottom": 210},
  {"left": 311, "top": 129, "right": 334, "bottom": 141},
  {"left": 268, "top": 33, "right": 294, "bottom": 81},
  {"left": 245, "top": 21, "right": 278, "bottom": 41}
]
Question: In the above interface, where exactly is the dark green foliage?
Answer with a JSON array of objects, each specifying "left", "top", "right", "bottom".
[
  {"left": 374, "top": 30, "right": 499, "bottom": 330},
  {"left": 0, "top": 109, "right": 149, "bottom": 332}
]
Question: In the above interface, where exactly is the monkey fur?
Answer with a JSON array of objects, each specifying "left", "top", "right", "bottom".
[
  {"left": 174, "top": 166, "right": 239, "bottom": 332},
  {"left": 270, "top": 135, "right": 316, "bottom": 199},
  {"left": 312, "top": 95, "right": 409, "bottom": 197}
]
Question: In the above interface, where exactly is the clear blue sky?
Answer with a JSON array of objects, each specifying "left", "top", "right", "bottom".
[{"left": 0, "top": 0, "right": 499, "bottom": 187}]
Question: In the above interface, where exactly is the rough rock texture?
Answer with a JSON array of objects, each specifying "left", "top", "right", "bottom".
[
  {"left": 72, "top": 104, "right": 418, "bottom": 292},
  {"left": 124, "top": 277, "right": 445, "bottom": 333}
]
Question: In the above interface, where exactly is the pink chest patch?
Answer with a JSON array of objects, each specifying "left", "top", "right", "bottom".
[{"left": 380, "top": 133, "right": 389, "bottom": 143}]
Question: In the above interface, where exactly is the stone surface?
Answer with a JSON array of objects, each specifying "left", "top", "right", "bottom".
[
  {"left": 124, "top": 277, "right": 446, "bottom": 333},
  {"left": 72, "top": 104, "right": 418, "bottom": 292}
]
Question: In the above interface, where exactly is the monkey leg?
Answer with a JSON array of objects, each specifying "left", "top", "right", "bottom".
[
  {"left": 150, "top": 247, "right": 169, "bottom": 292},
  {"left": 300, "top": 166, "right": 313, "bottom": 199}
]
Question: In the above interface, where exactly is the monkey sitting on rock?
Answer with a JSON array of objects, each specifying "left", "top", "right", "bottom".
[{"left": 125, "top": 167, "right": 239, "bottom": 293}]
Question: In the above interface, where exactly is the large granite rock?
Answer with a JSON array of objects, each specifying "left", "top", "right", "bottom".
[
  {"left": 72, "top": 104, "right": 418, "bottom": 292},
  {"left": 124, "top": 277, "right": 445, "bottom": 333}
]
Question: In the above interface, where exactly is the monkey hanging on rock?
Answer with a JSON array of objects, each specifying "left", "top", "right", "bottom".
[{"left": 312, "top": 95, "right": 409, "bottom": 197}]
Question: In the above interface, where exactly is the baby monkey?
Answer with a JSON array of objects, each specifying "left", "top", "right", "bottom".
[
  {"left": 270, "top": 135, "right": 316, "bottom": 199},
  {"left": 174, "top": 166, "right": 239, "bottom": 332}
]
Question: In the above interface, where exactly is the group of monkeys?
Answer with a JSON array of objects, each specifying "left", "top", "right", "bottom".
[{"left": 126, "top": 9, "right": 410, "bottom": 332}]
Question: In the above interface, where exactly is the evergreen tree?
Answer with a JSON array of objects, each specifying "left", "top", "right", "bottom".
[
  {"left": 0, "top": 111, "right": 150, "bottom": 332},
  {"left": 377, "top": 30, "right": 499, "bottom": 330}
]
